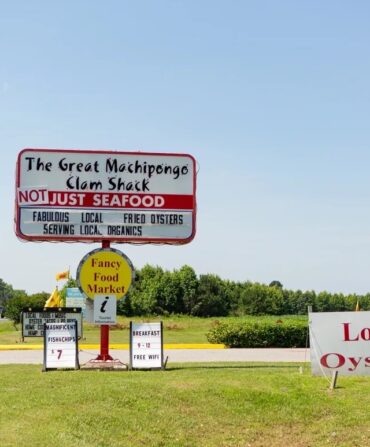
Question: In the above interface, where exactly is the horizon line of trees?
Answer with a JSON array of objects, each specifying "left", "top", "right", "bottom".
[{"left": 1, "top": 265, "right": 368, "bottom": 319}]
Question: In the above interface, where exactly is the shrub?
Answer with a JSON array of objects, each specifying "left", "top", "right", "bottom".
[
  {"left": 5, "top": 292, "right": 49, "bottom": 324},
  {"left": 206, "top": 319, "right": 308, "bottom": 348}
]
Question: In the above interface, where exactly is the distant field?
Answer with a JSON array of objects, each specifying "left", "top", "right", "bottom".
[
  {"left": 0, "top": 362, "right": 369, "bottom": 447},
  {"left": 0, "top": 315, "right": 307, "bottom": 345}
]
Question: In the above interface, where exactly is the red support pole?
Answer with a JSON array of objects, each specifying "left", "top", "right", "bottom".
[
  {"left": 98, "top": 325, "right": 113, "bottom": 361},
  {"left": 95, "top": 240, "right": 113, "bottom": 361}
]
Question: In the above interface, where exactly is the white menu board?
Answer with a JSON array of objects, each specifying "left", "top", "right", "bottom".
[
  {"left": 130, "top": 322, "right": 163, "bottom": 369},
  {"left": 43, "top": 321, "right": 79, "bottom": 371}
]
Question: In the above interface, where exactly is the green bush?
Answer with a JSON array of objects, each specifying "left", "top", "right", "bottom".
[
  {"left": 206, "top": 319, "right": 308, "bottom": 348},
  {"left": 5, "top": 292, "right": 49, "bottom": 324}
]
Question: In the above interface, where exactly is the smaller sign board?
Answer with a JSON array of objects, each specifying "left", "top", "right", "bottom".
[
  {"left": 309, "top": 311, "right": 370, "bottom": 376},
  {"left": 22, "top": 308, "right": 82, "bottom": 339},
  {"left": 66, "top": 287, "right": 85, "bottom": 308},
  {"left": 84, "top": 299, "right": 94, "bottom": 323},
  {"left": 43, "top": 321, "right": 79, "bottom": 371},
  {"left": 93, "top": 295, "right": 117, "bottom": 325},
  {"left": 130, "top": 322, "right": 164, "bottom": 370}
]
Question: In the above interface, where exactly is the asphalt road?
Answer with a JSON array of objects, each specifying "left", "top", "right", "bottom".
[{"left": 0, "top": 348, "right": 310, "bottom": 365}]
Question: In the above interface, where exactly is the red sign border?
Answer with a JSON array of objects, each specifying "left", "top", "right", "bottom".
[{"left": 15, "top": 148, "right": 197, "bottom": 245}]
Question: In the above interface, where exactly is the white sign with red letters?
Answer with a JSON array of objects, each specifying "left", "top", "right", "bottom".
[
  {"left": 309, "top": 311, "right": 370, "bottom": 376},
  {"left": 16, "top": 149, "right": 196, "bottom": 244}
]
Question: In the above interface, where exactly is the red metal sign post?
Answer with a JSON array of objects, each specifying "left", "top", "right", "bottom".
[
  {"left": 95, "top": 240, "right": 114, "bottom": 362},
  {"left": 76, "top": 242, "right": 134, "bottom": 369}
]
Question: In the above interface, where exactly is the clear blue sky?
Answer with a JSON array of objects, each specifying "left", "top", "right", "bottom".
[{"left": 1, "top": 1, "right": 370, "bottom": 295}]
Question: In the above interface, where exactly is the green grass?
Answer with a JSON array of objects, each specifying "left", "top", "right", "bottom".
[
  {"left": 0, "top": 315, "right": 307, "bottom": 345},
  {"left": 0, "top": 363, "right": 369, "bottom": 446}
]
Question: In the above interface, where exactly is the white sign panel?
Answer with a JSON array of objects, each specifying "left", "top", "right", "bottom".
[
  {"left": 43, "top": 322, "right": 79, "bottom": 370},
  {"left": 93, "top": 295, "right": 117, "bottom": 325},
  {"left": 130, "top": 322, "right": 163, "bottom": 369},
  {"left": 84, "top": 299, "right": 94, "bottom": 323},
  {"left": 309, "top": 311, "right": 370, "bottom": 376},
  {"left": 22, "top": 309, "right": 82, "bottom": 338},
  {"left": 66, "top": 287, "right": 86, "bottom": 309},
  {"left": 15, "top": 149, "right": 196, "bottom": 244}
]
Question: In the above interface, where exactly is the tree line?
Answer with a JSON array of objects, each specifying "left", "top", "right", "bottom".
[
  {"left": 118, "top": 265, "right": 368, "bottom": 316},
  {"left": 1, "top": 265, "right": 368, "bottom": 320}
]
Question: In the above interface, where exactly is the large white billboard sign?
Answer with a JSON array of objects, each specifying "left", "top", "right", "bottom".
[
  {"left": 309, "top": 311, "right": 370, "bottom": 376},
  {"left": 16, "top": 149, "right": 196, "bottom": 244}
]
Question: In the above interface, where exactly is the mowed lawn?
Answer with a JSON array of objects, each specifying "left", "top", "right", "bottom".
[{"left": 1, "top": 363, "right": 370, "bottom": 447}]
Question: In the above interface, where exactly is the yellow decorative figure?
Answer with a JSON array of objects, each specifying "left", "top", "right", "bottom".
[{"left": 44, "top": 287, "right": 62, "bottom": 308}]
